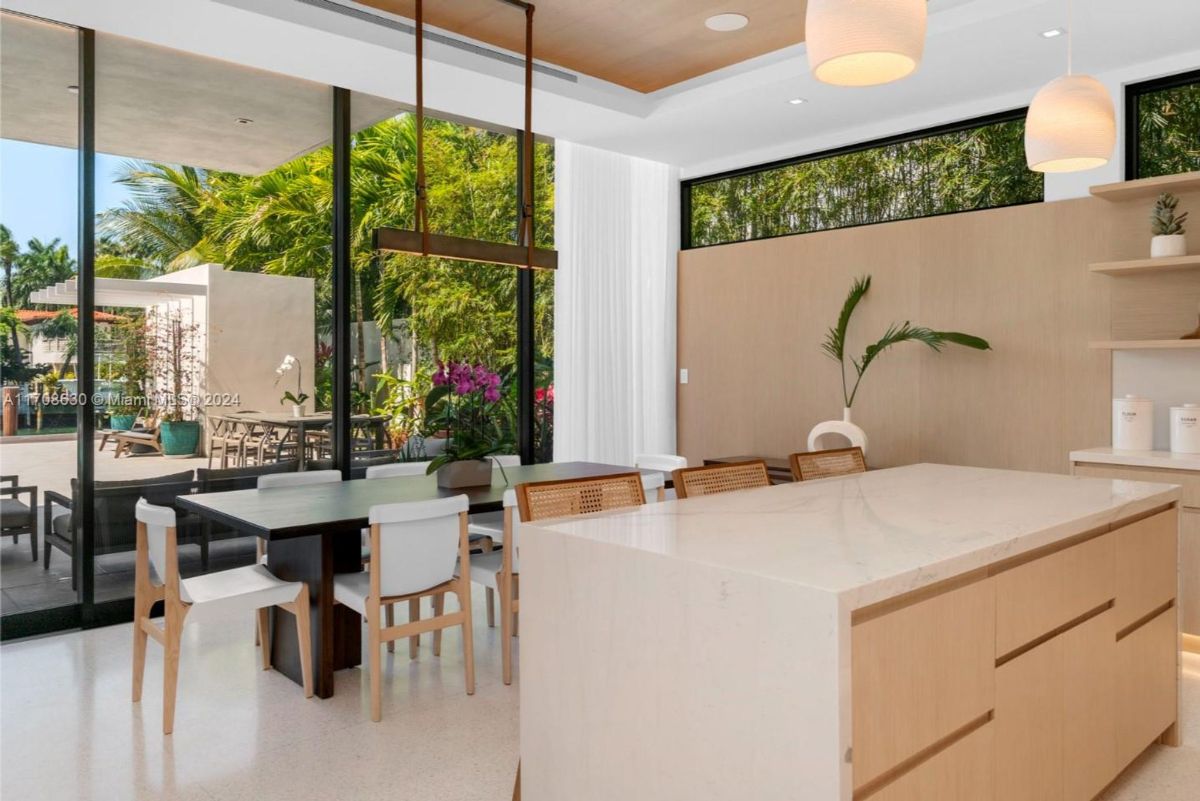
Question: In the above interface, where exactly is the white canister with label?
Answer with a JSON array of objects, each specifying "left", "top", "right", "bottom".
[
  {"left": 1170, "top": 404, "right": 1200, "bottom": 454},
  {"left": 1113, "top": 395, "right": 1154, "bottom": 451}
]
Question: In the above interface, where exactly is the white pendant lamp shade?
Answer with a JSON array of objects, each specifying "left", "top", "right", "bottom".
[
  {"left": 1024, "top": 74, "right": 1115, "bottom": 173},
  {"left": 806, "top": 0, "right": 927, "bottom": 87}
]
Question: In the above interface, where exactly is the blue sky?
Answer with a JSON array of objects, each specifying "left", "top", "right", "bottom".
[{"left": 1, "top": 138, "right": 135, "bottom": 256}]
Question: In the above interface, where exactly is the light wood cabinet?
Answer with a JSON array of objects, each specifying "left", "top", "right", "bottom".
[
  {"left": 1115, "top": 606, "right": 1179, "bottom": 769},
  {"left": 870, "top": 723, "right": 995, "bottom": 801},
  {"left": 1061, "top": 610, "right": 1118, "bottom": 801},
  {"left": 1072, "top": 463, "right": 1199, "bottom": 507},
  {"left": 851, "top": 579, "right": 995, "bottom": 789},
  {"left": 1182, "top": 511, "right": 1200, "bottom": 635},
  {"left": 1114, "top": 510, "right": 1179, "bottom": 633},
  {"left": 993, "top": 532, "right": 1114, "bottom": 657}
]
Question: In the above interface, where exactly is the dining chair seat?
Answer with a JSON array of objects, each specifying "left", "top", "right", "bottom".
[
  {"left": 467, "top": 510, "right": 505, "bottom": 541},
  {"left": 180, "top": 564, "right": 306, "bottom": 621},
  {"left": 465, "top": 548, "right": 507, "bottom": 589}
]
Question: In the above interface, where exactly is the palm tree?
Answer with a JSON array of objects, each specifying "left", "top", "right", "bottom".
[
  {"left": 34, "top": 309, "right": 79, "bottom": 376},
  {"left": 1, "top": 226, "right": 22, "bottom": 366},
  {"left": 11, "top": 237, "right": 76, "bottom": 308}
]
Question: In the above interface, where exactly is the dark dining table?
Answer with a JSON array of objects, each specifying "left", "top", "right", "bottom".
[{"left": 177, "top": 461, "right": 662, "bottom": 698}]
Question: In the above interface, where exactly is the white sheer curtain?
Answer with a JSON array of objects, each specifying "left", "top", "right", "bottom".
[{"left": 553, "top": 141, "right": 680, "bottom": 465}]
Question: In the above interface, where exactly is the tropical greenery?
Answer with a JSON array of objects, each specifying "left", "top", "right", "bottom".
[
  {"left": 423, "top": 361, "right": 512, "bottom": 472},
  {"left": 1135, "top": 79, "right": 1200, "bottom": 179},
  {"left": 688, "top": 117, "right": 1043, "bottom": 248},
  {"left": 822, "top": 275, "right": 991, "bottom": 409}
]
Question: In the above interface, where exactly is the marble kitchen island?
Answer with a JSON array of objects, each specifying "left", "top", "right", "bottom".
[{"left": 518, "top": 464, "right": 1184, "bottom": 801}]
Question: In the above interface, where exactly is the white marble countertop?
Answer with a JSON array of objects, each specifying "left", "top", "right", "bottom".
[
  {"left": 526, "top": 463, "right": 1181, "bottom": 610},
  {"left": 1070, "top": 447, "right": 1200, "bottom": 472}
]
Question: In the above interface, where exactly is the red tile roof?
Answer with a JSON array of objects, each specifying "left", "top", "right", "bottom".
[{"left": 14, "top": 309, "right": 126, "bottom": 324}]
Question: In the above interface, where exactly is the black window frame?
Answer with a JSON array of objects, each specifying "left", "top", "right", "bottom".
[
  {"left": 1124, "top": 67, "right": 1200, "bottom": 180},
  {"left": 680, "top": 107, "right": 1042, "bottom": 250}
]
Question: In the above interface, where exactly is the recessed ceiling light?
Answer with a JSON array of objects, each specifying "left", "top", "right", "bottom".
[
  {"left": 789, "top": 98, "right": 808, "bottom": 105},
  {"left": 1041, "top": 28, "right": 1065, "bottom": 38},
  {"left": 705, "top": 13, "right": 749, "bottom": 32},
  {"left": 66, "top": 85, "right": 79, "bottom": 94},
  {"left": 235, "top": 117, "right": 254, "bottom": 125}
]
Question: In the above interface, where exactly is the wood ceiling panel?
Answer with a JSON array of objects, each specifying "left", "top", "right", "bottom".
[{"left": 359, "top": 0, "right": 808, "bottom": 93}]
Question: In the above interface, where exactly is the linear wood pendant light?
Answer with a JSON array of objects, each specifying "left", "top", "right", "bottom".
[{"left": 373, "top": 0, "right": 557, "bottom": 270}]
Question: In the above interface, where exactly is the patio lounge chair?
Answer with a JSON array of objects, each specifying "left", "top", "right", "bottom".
[
  {"left": 98, "top": 412, "right": 151, "bottom": 452},
  {"left": 113, "top": 414, "right": 163, "bottom": 458},
  {"left": 1, "top": 475, "right": 39, "bottom": 560},
  {"left": 43, "top": 470, "right": 203, "bottom": 585}
]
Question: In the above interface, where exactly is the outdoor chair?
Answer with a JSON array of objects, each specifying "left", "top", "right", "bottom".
[
  {"left": 113, "top": 413, "right": 164, "bottom": 458},
  {"left": 43, "top": 470, "right": 202, "bottom": 584},
  {"left": 98, "top": 411, "right": 150, "bottom": 452},
  {"left": 1, "top": 474, "right": 39, "bottom": 560}
]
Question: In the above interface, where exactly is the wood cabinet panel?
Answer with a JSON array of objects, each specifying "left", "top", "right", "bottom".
[
  {"left": 995, "top": 634, "right": 1064, "bottom": 801},
  {"left": 1115, "top": 607, "right": 1179, "bottom": 769},
  {"left": 1113, "top": 509, "right": 1179, "bottom": 633},
  {"left": 851, "top": 580, "right": 995, "bottom": 789},
  {"left": 1062, "top": 610, "right": 1117, "bottom": 801},
  {"left": 1072, "top": 463, "right": 1199, "bottom": 507},
  {"left": 994, "top": 533, "right": 1114, "bottom": 657},
  {"left": 1182, "top": 511, "right": 1200, "bottom": 636},
  {"left": 870, "top": 723, "right": 994, "bottom": 801}
]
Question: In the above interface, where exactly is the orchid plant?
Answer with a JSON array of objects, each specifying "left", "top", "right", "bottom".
[
  {"left": 423, "top": 361, "right": 510, "bottom": 473},
  {"left": 274, "top": 354, "right": 309, "bottom": 407}
]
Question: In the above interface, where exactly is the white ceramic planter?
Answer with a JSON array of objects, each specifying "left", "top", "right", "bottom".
[
  {"left": 1150, "top": 234, "right": 1186, "bottom": 258},
  {"left": 292, "top": 404, "right": 306, "bottom": 418},
  {"left": 807, "top": 407, "right": 868, "bottom": 455}
]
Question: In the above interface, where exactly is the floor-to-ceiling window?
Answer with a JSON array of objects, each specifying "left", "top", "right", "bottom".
[
  {"left": 0, "top": 11, "right": 81, "bottom": 629},
  {"left": 1127, "top": 69, "right": 1200, "bottom": 179}
]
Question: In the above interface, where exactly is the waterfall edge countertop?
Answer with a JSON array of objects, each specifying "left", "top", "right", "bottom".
[
  {"left": 522, "top": 462, "right": 1181, "bottom": 610},
  {"left": 517, "top": 464, "right": 1184, "bottom": 801}
]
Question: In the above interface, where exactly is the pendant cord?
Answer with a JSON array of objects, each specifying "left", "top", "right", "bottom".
[
  {"left": 415, "top": 0, "right": 429, "bottom": 256},
  {"left": 1066, "top": 0, "right": 1073, "bottom": 75}
]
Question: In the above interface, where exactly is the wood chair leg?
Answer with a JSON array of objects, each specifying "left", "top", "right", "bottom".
[
  {"left": 291, "top": 587, "right": 314, "bottom": 699},
  {"left": 386, "top": 603, "right": 395, "bottom": 653},
  {"left": 257, "top": 608, "right": 271, "bottom": 670},
  {"left": 162, "top": 623, "right": 183, "bottom": 735},
  {"left": 432, "top": 592, "right": 444, "bottom": 656},
  {"left": 458, "top": 585, "right": 475, "bottom": 695},
  {"left": 132, "top": 609, "right": 150, "bottom": 702},
  {"left": 408, "top": 598, "right": 420, "bottom": 659},
  {"left": 500, "top": 576, "right": 514, "bottom": 686},
  {"left": 512, "top": 575, "right": 519, "bottom": 637},
  {"left": 486, "top": 587, "right": 495, "bottom": 627},
  {"left": 368, "top": 603, "right": 382, "bottom": 722},
  {"left": 512, "top": 760, "right": 521, "bottom": 801}
]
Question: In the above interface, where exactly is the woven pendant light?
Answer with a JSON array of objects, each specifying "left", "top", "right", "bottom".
[
  {"left": 806, "top": 0, "right": 927, "bottom": 87},
  {"left": 1024, "top": 0, "right": 1115, "bottom": 173}
]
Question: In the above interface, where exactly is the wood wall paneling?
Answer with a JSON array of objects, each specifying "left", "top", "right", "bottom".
[{"left": 677, "top": 188, "right": 1200, "bottom": 473}]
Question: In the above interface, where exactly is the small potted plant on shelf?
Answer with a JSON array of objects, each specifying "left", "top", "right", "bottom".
[
  {"left": 274, "top": 354, "right": 309, "bottom": 417},
  {"left": 150, "top": 308, "right": 201, "bottom": 457},
  {"left": 424, "top": 361, "right": 509, "bottom": 488},
  {"left": 1150, "top": 192, "right": 1188, "bottom": 258}
]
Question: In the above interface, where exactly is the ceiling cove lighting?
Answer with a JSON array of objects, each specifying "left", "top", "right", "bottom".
[
  {"left": 1024, "top": 1, "right": 1115, "bottom": 173},
  {"left": 805, "top": 0, "right": 926, "bottom": 87},
  {"left": 705, "top": 13, "right": 749, "bottom": 32}
]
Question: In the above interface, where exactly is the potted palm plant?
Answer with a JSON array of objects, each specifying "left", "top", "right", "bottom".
[
  {"left": 150, "top": 308, "right": 201, "bottom": 457},
  {"left": 812, "top": 275, "right": 991, "bottom": 454},
  {"left": 424, "top": 361, "right": 509, "bottom": 488}
]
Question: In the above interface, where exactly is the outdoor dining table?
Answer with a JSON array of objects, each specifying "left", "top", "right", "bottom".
[
  {"left": 229, "top": 411, "right": 387, "bottom": 467},
  {"left": 176, "top": 460, "right": 663, "bottom": 698}
]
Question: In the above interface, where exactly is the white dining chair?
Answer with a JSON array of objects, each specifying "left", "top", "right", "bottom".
[
  {"left": 364, "top": 460, "right": 431, "bottom": 479},
  {"left": 466, "top": 454, "right": 523, "bottom": 544},
  {"left": 132, "top": 499, "right": 313, "bottom": 734},
  {"left": 635, "top": 453, "right": 687, "bottom": 501},
  {"left": 364, "top": 460, "right": 432, "bottom": 655},
  {"left": 333, "top": 495, "right": 474, "bottom": 721}
]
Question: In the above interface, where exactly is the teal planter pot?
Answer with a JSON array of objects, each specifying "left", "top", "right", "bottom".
[
  {"left": 109, "top": 414, "right": 137, "bottom": 431},
  {"left": 160, "top": 420, "right": 201, "bottom": 457}
]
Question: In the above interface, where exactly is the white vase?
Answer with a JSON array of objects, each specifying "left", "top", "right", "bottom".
[
  {"left": 807, "top": 407, "right": 868, "bottom": 455},
  {"left": 1150, "top": 234, "right": 1186, "bottom": 258},
  {"left": 292, "top": 404, "right": 306, "bottom": 418}
]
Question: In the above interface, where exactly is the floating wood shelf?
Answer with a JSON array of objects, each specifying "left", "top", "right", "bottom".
[
  {"left": 1089, "top": 254, "right": 1200, "bottom": 275},
  {"left": 1090, "top": 171, "right": 1200, "bottom": 201},
  {"left": 1089, "top": 339, "right": 1200, "bottom": 350}
]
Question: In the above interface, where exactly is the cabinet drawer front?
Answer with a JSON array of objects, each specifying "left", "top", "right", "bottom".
[
  {"left": 1072, "top": 463, "right": 1199, "bottom": 508},
  {"left": 1114, "top": 509, "right": 1179, "bottom": 634},
  {"left": 852, "top": 580, "right": 995, "bottom": 789},
  {"left": 1062, "top": 610, "right": 1117, "bottom": 801},
  {"left": 995, "top": 633, "right": 1064, "bottom": 801},
  {"left": 1182, "top": 511, "right": 1200, "bottom": 636},
  {"left": 994, "top": 533, "right": 1114, "bottom": 657},
  {"left": 1115, "top": 606, "right": 1178, "bottom": 769},
  {"left": 870, "top": 723, "right": 994, "bottom": 801}
]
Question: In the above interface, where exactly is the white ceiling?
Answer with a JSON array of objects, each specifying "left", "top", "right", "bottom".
[{"left": 4, "top": 0, "right": 1200, "bottom": 178}]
